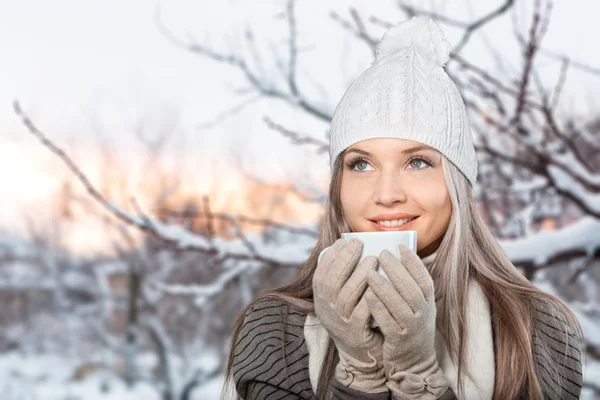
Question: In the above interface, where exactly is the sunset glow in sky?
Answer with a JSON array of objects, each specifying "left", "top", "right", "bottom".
[{"left": 2, "top": 0, "right": 600, "bottom": 254}]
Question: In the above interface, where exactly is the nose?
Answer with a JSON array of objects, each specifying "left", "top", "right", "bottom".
[{"left": 372, "top": 173, "right": 407, "bottom": 206}]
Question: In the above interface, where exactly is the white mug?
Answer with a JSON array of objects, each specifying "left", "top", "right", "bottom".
[
  {"left": 317, "top": 231, "right": 418, "bottom": 327},
  {"left": 317, "top": 231, "right": 418, "bottom": 281}
]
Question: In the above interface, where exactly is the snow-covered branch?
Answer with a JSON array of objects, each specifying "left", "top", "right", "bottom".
[
  {"left": 548, "top": 166, "right": 600, "bottom": 216},
  {"left": 14, "top": 101, "right": 316, "bottom": 269},
  {"left": 148, "top": 261, "right": 256, "bottom": 307},
  {"left": 500, "top": 216, "right": 600, "bottom": 268}
]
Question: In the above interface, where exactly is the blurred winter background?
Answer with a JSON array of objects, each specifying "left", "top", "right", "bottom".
[{"left": 1, "top": 0, "right": 599, "bottom": 398}]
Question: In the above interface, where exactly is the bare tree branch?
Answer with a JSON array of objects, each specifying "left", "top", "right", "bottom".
[
  {"left": 195, "top": 94, "right": 261, "bottom": 131},
  {"left": 397, "top": 0, "right": 515, "bottom": 54},
  {"left": 550, "top": 56, "right": 569, "bottom": 111},
  {"left": 454, "top": 55, "right": 543, "bottom": 110},
  {"left": 13, "top": 100, "right": 310, "bottom": 267},
  {"left": 513, "top": 0, "right": 551, "bottom": 128},
  {"left": 330, "top": 8, "right": 379, "bottom": 57},
  {"left": 368, "top": 15, "right": 393, "bottom": 29},
  {"left": 568, "top": 251, "right": 598, "bottom": 284},
  {"left": 155, "top": 2, "right": 333, "bottom": 123},
  {"left": 263, "top": 116, "right": 328, "bottom": 153},
  {"left": 515, "top": 29, "right": 600, "bottom": 77},
  {"left": 476, "top": 142, "right": 600, "bottom": 218},
  {"left": 201, "top": 196, "right": 216, "bottom": 239},
  {"left": 286, "top": 0, "right": 299, "bottom": 96},
  {"left": 13, "top": 101, "right": 152, "bottom": 234},
  {"left": 156, "top": 208, "right": 319, "bottom": 238}
]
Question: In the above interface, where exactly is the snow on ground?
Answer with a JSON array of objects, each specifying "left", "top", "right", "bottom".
[
  {"left": 0, "top": 352, "right": 226, "bottom": 400},
  {"left": 192, "top": 376, "right": 226, "bottom": 400}
]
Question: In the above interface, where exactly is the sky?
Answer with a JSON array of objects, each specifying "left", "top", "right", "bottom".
[{"left": 1, "top": 0, "right": 599, "bottom": 253}]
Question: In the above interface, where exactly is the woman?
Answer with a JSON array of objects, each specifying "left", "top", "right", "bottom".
[{"left": 223, "top": 17, "right": 584, "bottom": 399}]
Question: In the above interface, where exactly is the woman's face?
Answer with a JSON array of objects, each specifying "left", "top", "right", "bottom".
[{"left": 340, "top": 138, "right": 452, "bottom": 254}]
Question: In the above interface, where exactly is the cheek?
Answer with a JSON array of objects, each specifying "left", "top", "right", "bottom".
[
  {"left": 340, "top": 178, "right": 370, "bottom": 228},
  {"left": 433, "top": 191, "right": 451, "bottom": 214},
  {"left": 438, "top": 196, "right": 452, "bottom": 226},
  {"left": 414, "top": 180, "right": 451, "bottom": 225},
  {"left": 414, "top": 184, "right": 452, "bottom": 249},
  {"left": 423, "top": 186, "right": 452, "bottom": 227}
]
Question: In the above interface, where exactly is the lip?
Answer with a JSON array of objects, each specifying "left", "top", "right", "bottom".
[
  {"left": 369, "top": 213, "right": 419, "bottom": 221},
  {"left": 370, "top": 216, "right": 419, "bottom": 231}
]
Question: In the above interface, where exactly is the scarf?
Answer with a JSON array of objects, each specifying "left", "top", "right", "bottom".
[{"left": 304, "top": 253, "right": 495, "bottom": 399}]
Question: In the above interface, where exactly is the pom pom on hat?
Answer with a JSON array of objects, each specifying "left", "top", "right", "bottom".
[{"left": 375, "top": 17, "right": 452, "bottom": 67}]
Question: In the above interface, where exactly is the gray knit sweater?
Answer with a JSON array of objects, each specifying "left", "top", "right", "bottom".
[{"left": 231, "top": 298, "right": 583, "bottom": 399}]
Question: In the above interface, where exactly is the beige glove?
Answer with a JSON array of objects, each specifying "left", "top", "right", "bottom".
[
  {"left": 365, "top": 246, "right": 450, "bottom": 400},
  {"left": 313, "top": 238, "right": 387, "bottom": 393}
]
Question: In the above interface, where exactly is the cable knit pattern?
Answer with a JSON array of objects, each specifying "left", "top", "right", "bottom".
[{"left": 328, "top": 17, "right": 478, "bottom": 186}]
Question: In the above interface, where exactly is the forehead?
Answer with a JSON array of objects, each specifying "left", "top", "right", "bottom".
[{"left": 345, "top": 138, "right": 437, "bottom": 155}]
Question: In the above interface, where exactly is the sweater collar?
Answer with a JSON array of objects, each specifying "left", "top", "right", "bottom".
[{"left": 421, "top": 251, "right": 438, "bottom": 266}]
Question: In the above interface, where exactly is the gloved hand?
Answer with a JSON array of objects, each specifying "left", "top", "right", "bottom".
[
  {"left": 365, "top": 246, "right": 450, "bottom": 400},
  {"left": 313, "top": 238, "right": 387, "bottom": 393}
]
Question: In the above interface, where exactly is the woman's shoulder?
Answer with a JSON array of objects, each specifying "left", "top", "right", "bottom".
[
  {"left": 530, "top": 296, "right": 584, "bottom": 399},
  {"left": 232, "top": 296, "right": 314, "bottom": 399},
  {"left": 233, "top": 295, "right": 310, "bottom": 366},
  {"left": 240, "top": 296, "right": 309, "bottom": 334},
  {"left": 530, "top": 296, "right": 583, "bottom": 344}
]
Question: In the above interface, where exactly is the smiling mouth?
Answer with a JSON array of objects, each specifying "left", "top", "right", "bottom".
[
  {"left": 374, "top": 216, "right": 417, "bottom": 227},
  {"left": 370, "top": 216, "right": 419, "bottom": 230}
]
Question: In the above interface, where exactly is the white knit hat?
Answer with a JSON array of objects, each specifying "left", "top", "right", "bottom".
[{"left": 328, "top": 17, "right": 478, "bottom": 186}]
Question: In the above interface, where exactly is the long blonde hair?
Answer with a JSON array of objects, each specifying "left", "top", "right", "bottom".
[{"left": 223, "top": 152, "right": 582, "bottom": 399}]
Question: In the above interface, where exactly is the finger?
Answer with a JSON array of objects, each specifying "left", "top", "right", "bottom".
[
  {"left": 399, "top": 245, "right": 434, "bottom": 301},
  {"left": 379, "top": 250, "right": 425, "bottom": 314},
  {"left": 313, "top": 239, "right": 346, "bottom": 295},
  {"left": 337, "top": 255, "right": 378, "bottom": 319},
  {"left": 354, "top": 294, "right": 384, "bottom": 347},
  {"left": 364, "top": 287, "right": 402, "bottom": 336},
  {"left": 367, "top": 270, "right": 412, "bottom": 328},
  {"left": 323, "top": 239, "right": 362, "bottom": 300},
  {"left": 350, "top": 292, "right": 372, "bottom": 328}
]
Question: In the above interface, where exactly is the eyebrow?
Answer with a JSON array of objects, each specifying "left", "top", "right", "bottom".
[{"left": 345, "top": 144, "right": 432, "bottom": 157}]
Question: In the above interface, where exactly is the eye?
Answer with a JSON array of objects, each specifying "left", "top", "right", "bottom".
[
  {"left": 407, "top": 157, "right": 432, "bottom": 170},
  {"left": 354, "top": 161, "right": 370, "bottom": 171},
  {"left": 347, "top": 158, "right": 373, "bottom": 171}
]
